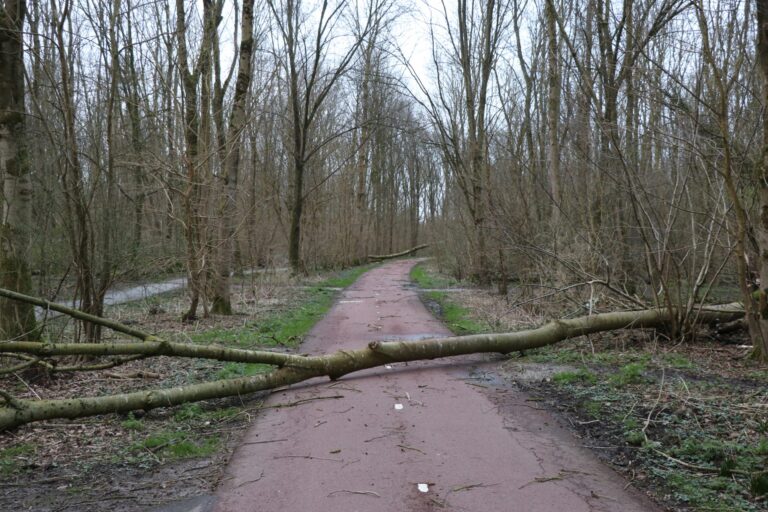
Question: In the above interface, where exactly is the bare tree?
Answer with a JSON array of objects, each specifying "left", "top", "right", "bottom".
[
  {"left": 267, "top": 0, "right": 375, "bottom": 273},
  {"left": 545, "top": 0, "right": 561, "bottom": 228},
  {"left": 175, "top": 0, "right": 220, "bottom": 321},
  {"left": 411, "top": 0, "right": 510, "bottom": 284},
  {"left": 211, "top": 0, "right": 257, "bottom": 314}
]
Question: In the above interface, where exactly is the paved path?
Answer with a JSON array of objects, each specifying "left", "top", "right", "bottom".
[
  {"left": 212, "top": 260, "right": 659, "bottom": 511},
  {"left": 34, "top": 268, "right": 291, "bottom": 320}
]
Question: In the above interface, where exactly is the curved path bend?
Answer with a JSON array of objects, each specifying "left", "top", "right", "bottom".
[{"left": 212, "top": 260, "right": 658, "bottom": 512}]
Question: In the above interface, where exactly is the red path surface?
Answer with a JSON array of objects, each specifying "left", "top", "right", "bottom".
[{"left": 212, "top": 260, "right": 659, "bottom": 511}]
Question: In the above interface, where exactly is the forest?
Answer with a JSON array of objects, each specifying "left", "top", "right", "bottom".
[
  {"left": 1, "top": 0, "right": 768, "bottom": 510},
  {"left": 0, "top": 0, "right": 765, "bottom": 345}
]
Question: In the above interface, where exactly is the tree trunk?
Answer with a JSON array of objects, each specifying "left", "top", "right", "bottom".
[
  {"left": 50, "top": 0, "right": 102, "bottom": 341},
  {"left": 545, "top": 0, "right": 561, "bottom": 228},
  {"left": 288, "top": 158, "right": 305, "bottom": 273},
  {"left": 754, "top": 0, "right": 768, "bottom": 361},
  {"left": 0, "top": 295, "right": 744, "bottom": 431},
  {"left": 211, "top": 0, "right": 256, "bottom": 314},
  {"left": 368, "top": 244, "right": 429, "bottom": 261},
  {"left": 0, "top": 0, "right": 37, "bottom": 341},
  {"left": 177, "top": 0, "right": 218, "bottom": 321}
]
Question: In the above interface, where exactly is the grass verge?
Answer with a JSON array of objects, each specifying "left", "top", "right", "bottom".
[
  {"left": 409, "top": 262, "right": 489, "bottom": 335},
  {"left": 536, "top": 356, "right": 768, "bottom": 511},
  {"left": 0, "top": 263, "right": 374, "bottom": 511},
  {"left": 189, "top": 263, "right": 376, "bottom": 350},
  {"left": 410, "top": 262, "right": 459, "bottom": 289}
]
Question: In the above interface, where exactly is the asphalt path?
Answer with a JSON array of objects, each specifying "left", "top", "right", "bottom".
[{"left": 210, "top": 259, "right": 660, "bottom": 511}]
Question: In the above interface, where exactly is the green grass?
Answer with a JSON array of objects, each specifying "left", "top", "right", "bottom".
[
  {"left": 662, "top": 353, "right": 696, "bottom": 369},
  {"left": 409, "top": 263, "right": 458, "bottom": 289},
  {"left": 134, "top": 430, "right": 220, "bottom": 459},
  {"left": 189, "top": 292, "right": 330, "bottom": 348},
  {"left": 173, "top": 404, "right": 205, "bottom": 422},
  {"left": 552, "top": 368, "right": 597, "bottom": 385},
  {"left": 121, "top": 413, "right": 145, "bottom": 431},
  {"left": 191, "top": 264, "right": 374, "bottom": 349},
  {"left": 408, "top": 262, "right": 487, "bottom": 334},
  {"left": 215, "top": 362, "right": 274, "bottom": 380},
  {"left": 424, "top": 291, "right": 488, "bottom": 335},
  {"left": 0, "top": 443, "right": 35, "bottom": 475},
  {"left": 540, "top": 361, "right": 768, "bottom": 511},
  {"left": 608, "top": 362, "right": 648, "bottom": 386},
  {"left": 624, "top": 430, "right": 645, "bottom": 446},
  {"left": 317, "top": 264, "right": 376, "bottom": 288},
  {"left": 521, "top": 345, "right": 653, "bottom": 367},
  {"left": 582, "top": 399, "right": 602, "bottom": 418}
]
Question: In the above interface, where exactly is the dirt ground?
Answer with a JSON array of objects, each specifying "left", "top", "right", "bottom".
[{"left": 0, "top": 271, "right": 316, "bottom": 511}]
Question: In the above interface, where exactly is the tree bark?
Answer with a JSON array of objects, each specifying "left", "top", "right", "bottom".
[
  {"left": 177, "top": 0, "right": 219, "bottom": 321},
  {"left": 0, "top": 0, "right": 37, "bottom": 341},
  {"left": 269, "top": 0, "right": 374, "bottom": 274},
  {"left": 211, "top": 0, "right": 256, "bottom": 314},
  {"left": 0, "top": 287, "right": 744, "bottom": 431},
  {"left": 368, "top": 244, "right": 429, "bottom": 261},
  {"left": 755, "top": 0, "right": 768, "bottom": 361},
  {"left": 545, "top": 0, "right": 561, "bottom": 228}
]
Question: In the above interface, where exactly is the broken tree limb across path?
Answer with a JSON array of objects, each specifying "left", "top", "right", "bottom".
[
  {"left": 367, "top": 243, "right": 429, "bottom": 261},
  {"left": 0, "top": 265, "right": 744, "bottom": 433},
  {"left": 0, "top": 262, "right": 744, "bottom": 510}
]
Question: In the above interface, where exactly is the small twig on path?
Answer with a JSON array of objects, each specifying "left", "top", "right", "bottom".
[
  {"left": 328, "top": 383, "right": 362, "bottom": 393},
  {"left": 242, "top": 438, "right": 288, "bottom": 446},
  {"left": 589, "top": 490, "right": 619, "bottom": 501},
  {"left": 397, "top": 444, "right": 426, "bottom": 455},
  {"left": 519, "top": 468, "right": 590, "bottom": 489},
  {"left": 273, "top": 455, "right": 343, "bottom": 463},
  {"left": 364, "top": 432, "right": 397, "bottom": 443},
  {"left": 452, "top": 483, "right": 497, "bottom": 492},
  {"left": 262, "top": 395, "right": 344, "bottom": 409},
  {"left": 327, "top": 490, "right": 381, "bottom": 498},
  {"left": 235, "top": 470, "right": 265, "bottom": 488},
  {"left": 520, "top": 475, "right": 562, "bottom": 488}
]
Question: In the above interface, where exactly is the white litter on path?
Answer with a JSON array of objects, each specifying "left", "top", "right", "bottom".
[
  {"left": 417, "top": 484, "right": 429, "bottom": 493},
  {"left": 394, "top": 404, "right": 404, "bottom": 410}
]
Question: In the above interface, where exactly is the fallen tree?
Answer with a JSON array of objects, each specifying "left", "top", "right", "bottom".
[
  {"left": 0, "top": 286, "right": 745, "bottom": 431},
  {"left": 368, "top": 244, "right": 429, "bottom": 261}
]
